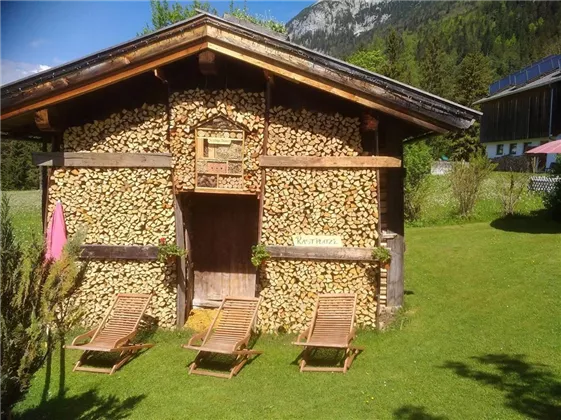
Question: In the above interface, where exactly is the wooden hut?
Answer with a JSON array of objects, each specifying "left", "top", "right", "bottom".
[{"left": 1, "top": 13, "right": 479, "bottom": 330}]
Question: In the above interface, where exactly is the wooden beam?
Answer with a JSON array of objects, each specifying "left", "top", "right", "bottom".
[
  {"left": 257, "top": 75, "right": 272, "bottom": 242},
  {"left": 266, "top": 245, "right": 373, "bottom": 261},
  {"left": 206, "top": 37, "right": 451, "bottom": 134},
  {"left": 259, "top": 155, "right": 401, "bottom": 169},
  {"left": 198, "top": 50, "right": 217, "bottom": 75},
  {"left": 174, "top": 191, "right": 187, "bottom": 329},
  {"left": 1, "top": 41, "right": 208, "bottom": 121},
  {"left": 41, "top": 137, "right": 50, "bottom": 232},
  {"left": 35, "top": 109, "right": 58, "bottom": 132},
  {"left": 385, "top": 234, "right": 404, "bottom": 307},
  {"left": 32, "top": 152, "right": 173, "bottom": 168},
  {"left": 80, "top": 245, "right": 158, "bottom": 260}
]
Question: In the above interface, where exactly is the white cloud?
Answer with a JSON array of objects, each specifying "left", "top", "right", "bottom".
[
  {"left": 1, "top": 60, "right": 51, "bottom": 85},
  {"left": 29, "top": 39, "right": 47, "bottom": 48}
]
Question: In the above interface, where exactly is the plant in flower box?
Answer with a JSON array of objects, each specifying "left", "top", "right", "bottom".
[
  {"left": 372, "top": 246, "right": 391, "bottom": 270},
  {"left": 158, "top": 238, "right": 187, "bottom": 263},
  {"left": 251, "top": 244, "right": 270, "bottom": 268}
]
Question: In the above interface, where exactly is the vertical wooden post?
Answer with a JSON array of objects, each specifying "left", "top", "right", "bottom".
[
  {"left": 41, "top": 137, "right": 50, "bottom": 232},
  {"left": 385, "top": 136, "right": 405, "bottom": 308},
  {"left": 174, "top": 189, "right": 187, "bottom": 328},
  {"left": 257, "top": 73, "right": 272, "bottom": 242}
]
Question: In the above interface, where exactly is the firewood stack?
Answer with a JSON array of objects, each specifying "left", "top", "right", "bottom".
[
  {"left": 72, "top": 261, "right": 177, "bottom": 328},
  {"left": 47, "top": 167, "right": 177, "bottom": 328},
  {"left": 48, "top": 168, "right": 175, "bottom": 244},
  {"left": 63, "top": 103, "right": 168, "bottom": 152},
  {"left": 258, "top": 261, "right": 377, "bottom": 333},
  {"left": 169, "top": 89, "right": 265, "bottom": 192},
  {"left": 260, "top": 108, "right": 380, "bottom": 331},
  {"left": 268, "top": 107, "right": 364, "bottom": 156}
]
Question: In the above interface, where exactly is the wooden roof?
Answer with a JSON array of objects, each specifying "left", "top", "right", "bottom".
[{"left": 0, "top": 13, "right": 480, "bottom": 133}]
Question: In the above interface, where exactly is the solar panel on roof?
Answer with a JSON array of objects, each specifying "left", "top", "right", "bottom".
[{"left": 489, "top": 54, "right": 561, "bottom": 95}]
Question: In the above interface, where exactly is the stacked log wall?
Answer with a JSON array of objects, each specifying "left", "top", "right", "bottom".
[
  {"left": 260, "top": 107, "right": 380, "bottom": 332},
  {"left": 54, "top": 88, "right": 381, "bottom": 331},
  {"left": 57, "top": 105, "right": 177, "bottom": 327}
]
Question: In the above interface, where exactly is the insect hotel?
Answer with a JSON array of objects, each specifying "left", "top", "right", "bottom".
[{"left": 0, "top": 13, "right": 479, "bottom": 331}]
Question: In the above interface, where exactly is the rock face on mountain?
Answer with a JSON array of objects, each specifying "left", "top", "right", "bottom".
[{"left": 286, "top": 0, "right": 461, "bottom": 57}]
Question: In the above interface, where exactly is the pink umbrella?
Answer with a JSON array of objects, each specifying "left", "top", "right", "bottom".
[
  {"left": 525, "top": 139, "right": 561, "bottom": 154},
  {"left": 45, "top": 200, "right": 67, "bottom": 261}
]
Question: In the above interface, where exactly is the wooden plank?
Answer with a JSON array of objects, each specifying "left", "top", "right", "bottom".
[
  {"left": 41, "top": 137, "right": 50, "bottom": 232},
  {"left": 386, "top": 234, "right": 404, "bottom": 307},
  {"left": 266, "top": 246, "right": 373, "bottom": 261},
  {"left": 80, "top": 245, "right": 158, "bottom": 260},
  {"left": 32, "top": 152, "right": 173, "bottom": 168},
  {"left": 174, "top": 191, "right": 187, "bottom": 329},
  {"left": 257, "top": 75, "right": 271, "bottom": 242},
  {"left": 259, "top": 155, "right": 401, "bottom": 168},
  {"left": 2, "top": 38, "right": 209, "bottom": 121}
]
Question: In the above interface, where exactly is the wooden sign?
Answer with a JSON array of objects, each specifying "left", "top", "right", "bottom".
[
  {"left": 207, "top": 137, "right": 232, "bottom": 145},
  {"left": 292, "top": 235, "right": 342, "bottom": 247}
]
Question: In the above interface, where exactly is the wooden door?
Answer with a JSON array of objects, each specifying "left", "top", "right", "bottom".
[{"left": 190, "top": 194, "right": 258, "bottom": 307}]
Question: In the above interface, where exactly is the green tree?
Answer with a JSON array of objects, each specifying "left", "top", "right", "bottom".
[
  {"left": 227, "top": 1, "right": 286, "bottom": 34},
  {"left": 403, "top": 141, "right": 433, "bottom": 221},
  {"left": 1, "top": 196, "right": 44, "bottom": 418},
  {"left": 140, "top": 0, "right": 216, "bottom": 35},
  {"left": 347, "top": 48, "right": 387, "bottom": 73},
  {"left": 382, "top": 29, "right": 408, "bottom": 81},
  {"left": 455, "top": 52, "right": 493, "bottom": 107},
  {"left": 419, "top": 32, "right": 453, "bottom": 98},
  {"left": 448, "top": 124, "right": 484, "bottom": 161},
  {"left": 1, "top": 140, "right": 41, "bottom": 191}
]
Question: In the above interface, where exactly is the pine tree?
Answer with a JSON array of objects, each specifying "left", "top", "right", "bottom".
[
  {"left": 419, "top": 32, "right": 452, "bottom": 98},
  {"left": 382, "top": 29, "right": 408, "bottom": 81},
  {"left": 0, "top": 196, "right": 44, "bottom": 417},
  {"left": 455, "top": 52, "right": 493, "bottom": 107}
]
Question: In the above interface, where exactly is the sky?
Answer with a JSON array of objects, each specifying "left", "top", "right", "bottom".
[{"left": 0, "top": 1, "right": 313, "bottom": 85}]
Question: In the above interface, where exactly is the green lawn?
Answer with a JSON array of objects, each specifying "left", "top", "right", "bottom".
[
  {"left": 3, "top": 190, "right": 42, "bottom": 244},
  {"left": 11, "top": 193, "right": 561, "bottom": 419}
]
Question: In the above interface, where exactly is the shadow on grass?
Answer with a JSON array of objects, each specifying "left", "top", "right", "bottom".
[
  {"left": 16, "top": 389, "right": 145, "bottom": 420},
  {"left": 490, "top": 211, "right": 561, "bottom": 234},
  {"left": 393, "top": 405, "right": 448, "bottom": 420},
  {"left": 442, "top": 354, "right": 561, "bottom": 419}
]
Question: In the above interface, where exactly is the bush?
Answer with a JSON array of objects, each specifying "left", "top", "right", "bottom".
[
  {"left": 404, "top": 142, "right": 433, "bottom": 221},
  {"left": 450, "top": 154, "right": 496, "bottom": 217},
  {"left": 0, "top": 196, "right": 45, "bottom": 418},
  {"left": 496, "top": 160, "right": 530, "bottom": 216}
]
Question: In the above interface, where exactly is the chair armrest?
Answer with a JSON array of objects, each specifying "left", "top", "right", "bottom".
[
  {"left": 70, "top": 328, "right": 97, "bottom": 346},
  {"left": 113, "top": 331, "right": 138, "bottom": 349},
  {"left": 346, "top": 328, "right": 357, "bottom": 344},
  {"left": 187, "top": 330, "right": 209, "bottom": 347},
  {"left": 234, "top": 334, "right": 250, "bottom": 350},
  {"left": 295, "top": 328, "right": 310, "bottom": 343}
]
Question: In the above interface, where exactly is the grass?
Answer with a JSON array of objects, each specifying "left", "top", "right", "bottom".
[
  {"left": 3, "top": 190, "right": 42, "bottom": 244},
  {"left": 407, "top": 172, "right": 545, "bottom": 227},
  {"left": 10, "top": 187, "right": 561, "bottom": 419}
]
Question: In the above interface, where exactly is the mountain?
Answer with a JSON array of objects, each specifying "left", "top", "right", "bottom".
[{"left": 287, "top": 0, "right": 473, "bottom": 57}]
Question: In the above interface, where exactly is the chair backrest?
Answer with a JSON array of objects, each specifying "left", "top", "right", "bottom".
[
  {"left": 308, "top": 293, "right": 357, "bottom": 343},
  {"left": 203, "top": 297, "right": 260, "bottom": 344},
  {"left": 92, "top": 293, "right": 152, "bottom": 343}
]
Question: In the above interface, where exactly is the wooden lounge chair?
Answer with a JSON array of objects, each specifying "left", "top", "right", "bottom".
[
  {"left": 66, "top": 293, "right": 154, "bottom": 375},
  {"left": 293, "top": 293, "right": 363, "bottom": 373},
  {"left": 183, "top": 296, "right": 262, "bottom": 379}
]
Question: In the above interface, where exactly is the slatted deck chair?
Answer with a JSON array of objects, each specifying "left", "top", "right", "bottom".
[
  {"left": 66, "top": 293, "right": 154, "bottom": 375},
  {"left": 183, "top": 296, "right": 262, "bottom": 379},
  {"left": 293, "top": 293, "right": 363, "bottom": 373}
]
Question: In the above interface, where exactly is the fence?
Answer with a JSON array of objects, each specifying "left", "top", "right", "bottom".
[{"left": 529, "top": 176, "right": 560, "bottom": 193}]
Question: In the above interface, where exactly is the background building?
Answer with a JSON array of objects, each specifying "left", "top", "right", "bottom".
[{"left": 476, "top": 55, "right": 561, "bottom": 170}]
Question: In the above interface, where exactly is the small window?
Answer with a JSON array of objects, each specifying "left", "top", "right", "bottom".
[
  {"left": 509, "top": 143, "right": 517, "bottom": 155},
  {"left": 496, "top": 144, "right": 504, "bottom": 155},
  {"left": 523, "top": 142, "right": 533, "bottom": 152}
]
